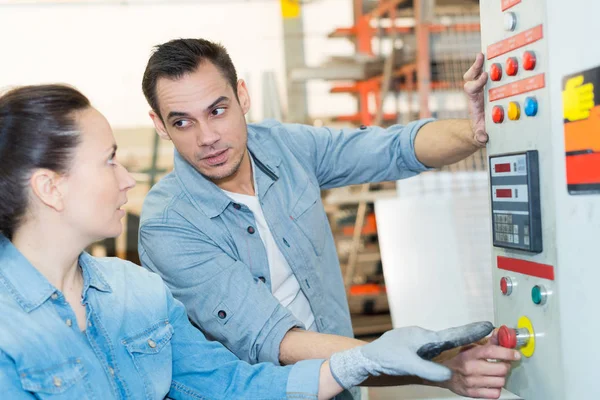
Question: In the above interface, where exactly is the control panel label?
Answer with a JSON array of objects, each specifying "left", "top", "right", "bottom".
[
  {"left": 487, "top": 25, "right": 544, "bottom": 60},
  {"left": 563, "top": 65, "right": 600, "bottom": 195},
  {"left": 501, "top": 0, "right": 521, "bottom": 11},
  {"left": 497, "top": 256, "right": 555, "bottom": 281},
  {"left": 489, "top": 74, "right": 546, "bottom": 102}
]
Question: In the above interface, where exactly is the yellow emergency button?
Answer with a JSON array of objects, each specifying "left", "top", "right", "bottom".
[
  {"left": 508, "top": 102, "right": 521, "bottom": 120},
  {"left": 517, "top": 315, "right": 536, "bottom": 358}
]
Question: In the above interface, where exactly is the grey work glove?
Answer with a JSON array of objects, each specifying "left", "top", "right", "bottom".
[{"left": 329, "top": 321, "right": 494, "bottom": 388}]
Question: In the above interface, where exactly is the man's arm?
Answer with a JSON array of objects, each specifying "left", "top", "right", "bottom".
[
  {"left": 413, "top": 119, "right": 483, "bottom": 168},
  {"left": 414, "top": 53, "right": 489, "bottom": 168},
  {"left": 165, "top": 280, "right": 336, "bottom": 400},
  {"left": 280, "top": 327, "right": 518, "bottom": 399},
  {"left": 139, "top": 218, "right": 303, "bottom": 365},
  {"left": 278, "top": 53, "right": 489, "bottom": 187},
  {"left": 279, "top": 328, "right": 366, "bottom": 364}
]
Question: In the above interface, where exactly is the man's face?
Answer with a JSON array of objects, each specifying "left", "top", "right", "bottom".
[{"left": 150, "top": 61, "right": 251, "bottom": 183}]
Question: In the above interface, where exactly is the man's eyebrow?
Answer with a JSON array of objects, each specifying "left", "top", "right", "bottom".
[
  {"left": 166, "top": 96, "right": 229, "bottom": 121},
  {"left": 206, "top": 96, "right": 229, "bottom": 112},
  {"left": 166, "top": 111, "right": 191, "bottom": 121}
]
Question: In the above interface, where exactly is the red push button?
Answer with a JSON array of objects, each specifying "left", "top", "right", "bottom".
[
  {"left": 506, "top": 57, "right": 519, "bottom": 76},
  {"left": 523, "top": 51, "right": 537, "bottom": 71},
  {"left": 492, "top": 106, "right": 505, "bottom": 123},
  {"left": 498, "top": 325, "right": 518, "bottom": 349},
  {"left": 490, "top": 63, "right": 503, "bottom": 81},
  {"left": 500, "top": 277, "right": 513, "bottom": 295}
]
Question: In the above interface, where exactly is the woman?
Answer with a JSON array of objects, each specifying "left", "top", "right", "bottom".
[{"left": 0, "top": 84, "right": 493, "bottom": 399}]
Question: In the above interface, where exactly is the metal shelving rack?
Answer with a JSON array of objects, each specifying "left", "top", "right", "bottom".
[{"left": 314, "top": 0, "right": 484, "bottom": 337}]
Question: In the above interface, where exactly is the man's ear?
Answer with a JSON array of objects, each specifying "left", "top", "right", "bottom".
[
  {"left": 30, "top": 169, "right": 66, "bottom": 212},
  {"left": 237, "top": 79, "right": 252, "bottom": 115},
  {"left": 150, "top": 110, "right": 171, "bottom": 141}
]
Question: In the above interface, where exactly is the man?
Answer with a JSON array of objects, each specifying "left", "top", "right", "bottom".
[{"left": 138, "top": 38, "right": 517, "bottom": 399}]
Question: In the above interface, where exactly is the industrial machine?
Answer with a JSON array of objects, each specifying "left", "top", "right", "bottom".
[{"left": 481, "top": 1, "right": 600, "bottom": 398}]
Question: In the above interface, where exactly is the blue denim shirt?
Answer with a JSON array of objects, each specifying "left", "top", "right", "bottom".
[
  {"left": 0, "top": 236, "right": 324, "bottom": 399},
  {"left": 138, "top": 119, "right": 433, "bottom": 399}
]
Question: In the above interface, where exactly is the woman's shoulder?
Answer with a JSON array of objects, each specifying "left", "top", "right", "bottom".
[{"left": 81, "top": 253, "right": 165, "bottom": 293}]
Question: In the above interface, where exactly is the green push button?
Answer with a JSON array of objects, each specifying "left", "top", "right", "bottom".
[{"left": 532, "top": 285, "right": 547, "bottom": 305}]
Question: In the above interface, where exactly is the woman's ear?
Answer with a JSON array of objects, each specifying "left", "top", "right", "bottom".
[{"left": 30, "top": 169, "right": 67, "bottom": 212}]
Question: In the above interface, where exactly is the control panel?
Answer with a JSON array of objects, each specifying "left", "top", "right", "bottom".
[
  {"left": 481, "top": 1, "right": 600, "bottom": 399},
  {"left": 490, "top": 151, "right": 542, "bottom": 253}
]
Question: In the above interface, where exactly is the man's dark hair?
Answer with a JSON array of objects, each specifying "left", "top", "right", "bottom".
[{"left": 142, "top": 38, "right": 239, "bottom": 119}]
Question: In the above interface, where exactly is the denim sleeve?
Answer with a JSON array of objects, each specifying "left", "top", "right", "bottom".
[
  {"left": 139, "top": 219, "right": 303, "bottom": 365},
  {"left": 0, "top": 350, "right": 36, "bottom": 399},
  {"left": 279, "top": 119, "right": 436, "bottom": 189},
  {"left": 165, "top": 284, "right": 323, "bottom": 400}
]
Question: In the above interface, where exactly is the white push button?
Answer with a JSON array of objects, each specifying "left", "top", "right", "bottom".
[{"left": 504, "top": 12, "right": 517, "bottom": 31}]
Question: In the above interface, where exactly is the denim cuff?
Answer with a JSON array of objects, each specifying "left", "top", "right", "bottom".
[
  {"left": 399, "top": 118, "right": 437, "bottom": 172},
  {"left": 286, "top": 358, "right": 325, "bottom": 399},
  {"left": 257, "top": 305, "right": 304, "bottom": 365}
]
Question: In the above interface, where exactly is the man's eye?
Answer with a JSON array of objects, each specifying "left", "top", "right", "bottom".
[
  {"left": 212, "top": 108, "right": 225, "bottom": 116},
  {"left": 174, "top": 120, "right": 191, "bottom": 128}
]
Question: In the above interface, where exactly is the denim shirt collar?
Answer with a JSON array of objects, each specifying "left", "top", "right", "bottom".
[
  {"left": 79, "top": 252, "right": 112, "bottom": 300},
  {"left": 0, "top": 235, "right": 111, "bottom": 313},
  {"left": 173, "top": 124, "right": 282, "bottom": 219}
]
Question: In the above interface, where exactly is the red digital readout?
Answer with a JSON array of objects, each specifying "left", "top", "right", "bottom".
[
  {"left": 496, "top": 189, "right": 513, "bottom": 198},
  {"left": 494, "top": 163, "right": 511, "bottom": 173}
]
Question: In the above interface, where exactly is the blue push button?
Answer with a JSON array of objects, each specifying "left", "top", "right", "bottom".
[{"left": 525, "top": 97, "right": 538, "bottom": 117}]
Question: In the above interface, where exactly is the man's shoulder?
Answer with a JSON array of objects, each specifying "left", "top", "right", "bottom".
[
  {"left": 248, "top": 119, "right": 320, "bottom": 159},
  {"left": 248, "top": 119, "right": 313, "bottom": 141},
  {"left": 140, "top": 172, "right": 186, "bottom": 225}
]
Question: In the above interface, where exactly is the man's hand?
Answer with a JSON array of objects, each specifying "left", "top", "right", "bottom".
[
  {"left": 464, "top": 53, "right": 489, "bottom": 147},
  {"left": 436, "top": 330, "right": 520, "bottom": 399},
  {"left": 329, "top": 321, "right": 494, "bottom": 389}
]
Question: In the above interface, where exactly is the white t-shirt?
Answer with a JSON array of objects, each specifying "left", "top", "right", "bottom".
[{"left": 222, "top": 164, "right": 317, "bottom": 332}]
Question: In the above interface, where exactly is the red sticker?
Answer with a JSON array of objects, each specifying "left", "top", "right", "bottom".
[
  {"left": 502, "top": 0, "right": 522, "bottom": 11},
  {"left": 497, "top": 256, "right": 555, "bottom": 281},
  {"left": 487, "top": 25, "right": 544, "bottom": 60},
  {"left": 489, "top": 74, "right": 546, "bottom": 102}
]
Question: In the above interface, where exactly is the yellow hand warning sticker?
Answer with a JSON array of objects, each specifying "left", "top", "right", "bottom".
[
  {"left": 563, "top": 66, "right": 600, "bottom": 195},
  {"left": 563, "top": 75, "right": 595, "bottom": 122}
]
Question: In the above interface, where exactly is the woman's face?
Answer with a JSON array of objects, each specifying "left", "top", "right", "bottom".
[{"left": 61, "top": 107, "right": 136, "bottom": 242}]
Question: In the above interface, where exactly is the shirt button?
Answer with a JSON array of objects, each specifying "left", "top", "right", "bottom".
[
  {"left": 109, "top": 367, "right": 115, "bottom": 376},
  {"left": 65, "top": 319, "right": 73, "bottom": 327},
  {"left": 53, "top": 376, "right": 62, "bottom": 387},
  {"left": 88, "top": 321, "right": 92, "bottom": 327},
  {"left": 247, "top": 226, "right": 255, "bottom": 234},
  {"left": 233, "top": 203, "right": 241, "bottom": 210},
  {"left": 258, "top": 276, "right": 266, "bottom": 283},
  {"left": 218, "top": 310, "right": 227, "bottom": 319},
  {"left": 51, "top": 293, "right": 58, "bottom": 300},
  {"left": 147, "top": 339, "right": 157, "bottom": 348}
]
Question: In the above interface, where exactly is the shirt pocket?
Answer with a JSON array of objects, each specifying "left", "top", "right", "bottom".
[
  {"left": 290, "top": 179, "right": 327, "bottom": 256},
  {"left": 19, "top": 358, "right": 92, "bottom": 400},
  {"left": 122, "top": 320, "right": 174, "bottom": 398}
]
